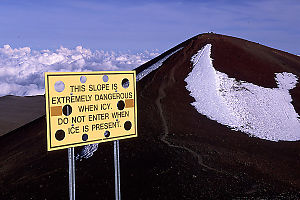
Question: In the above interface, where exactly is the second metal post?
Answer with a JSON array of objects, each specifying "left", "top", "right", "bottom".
[
  {"left": 68, "top": 147, "right": 75, "bottom": 200},
  {"left": 114, "top": 140, "right": 121, "bottom": 200}
]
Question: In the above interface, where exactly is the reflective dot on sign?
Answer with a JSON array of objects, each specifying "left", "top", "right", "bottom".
[
  {"left": 63, "top": 105, "right": 72, "bottom": 116},
  {"left": 124, "top": 121, "right": 132, "bottom": 131},
  {"left": 82, "top": 134, "right": 88, "bottom": 141},
  {"left": 55, "top": 130, "right": 65, "bottom": 141},
  {"left": 103, "top": 75, "right": 109, "bottom": 82},
  {"left": 54, "top": 81, "right": 65, "bottom": 92},
  {"left": 117, "top": 100, "right": 125, "bottom": 110},
  {"left": 122, "top": 78, "right": 129, "bottom": 89},
  {"left": 80, "top": 75, "right": 87, "bottom": 83},
  {"left": 104, "top": 130, "right": 110, "bottom": 137}
]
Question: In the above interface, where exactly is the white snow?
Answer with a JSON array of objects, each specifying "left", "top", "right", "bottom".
[
  {"left": 136, "top": 47, "right": 183, "bottom": 81},
  {"left": 0, "top": 45, "right": 159, "bottom": 97},
  {"left": 76, "top": 143, "right": 99, "bottom": 160},
  {"left": 185, "top": 44, "right": 300, "bottom": 141}
]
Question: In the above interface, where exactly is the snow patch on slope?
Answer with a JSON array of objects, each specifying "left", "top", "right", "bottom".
[
  {"left": 76, "top": 143, "right": 99, "bottom": 160},
  {"left": 185, "top": 44, "right": 300, "bottom": 141},
  {"left": 0, "top": 45, "right": 159, "bottom": 97}
]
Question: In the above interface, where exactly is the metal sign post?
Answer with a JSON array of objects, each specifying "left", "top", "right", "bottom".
[
  {"left": 114, "top": 140, "right": 121, "bottom": 200},
  {"left": 68, "top": 147, "right": 75, "bottom": 200}
]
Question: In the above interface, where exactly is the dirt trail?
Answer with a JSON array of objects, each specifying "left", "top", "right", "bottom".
[{"left": 154, "top": 60, "right": 227, "bottom": 175}]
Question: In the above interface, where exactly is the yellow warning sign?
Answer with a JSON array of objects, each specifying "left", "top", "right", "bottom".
[{"left": 45, "top": 71, "right": 137, "bottom": 151}]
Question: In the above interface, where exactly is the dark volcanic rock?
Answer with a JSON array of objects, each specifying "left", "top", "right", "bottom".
[{"left": 1, "top": 33, "right": 300, "bottom": 199}]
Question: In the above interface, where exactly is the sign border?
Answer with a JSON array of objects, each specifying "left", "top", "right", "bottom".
[{"left": 45, "top": 71, "right": 137, "bottom": 151}]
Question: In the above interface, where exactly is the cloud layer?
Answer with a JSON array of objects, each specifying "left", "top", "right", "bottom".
[{"left": 0, "top": 45, "right": 159, "bottom": 97}]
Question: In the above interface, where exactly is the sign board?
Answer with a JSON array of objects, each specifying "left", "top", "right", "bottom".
[{"left": 45, "top": 71, "right": 137, "bottom": 151}]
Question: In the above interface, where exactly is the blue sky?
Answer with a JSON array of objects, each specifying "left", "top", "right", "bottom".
[{"left": 0, "top": 0, "right": 299, "bottom": 54}]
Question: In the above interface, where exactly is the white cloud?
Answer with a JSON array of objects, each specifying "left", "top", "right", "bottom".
[{"left": 0, "top": 45, "right": 159, "bottom": 97}]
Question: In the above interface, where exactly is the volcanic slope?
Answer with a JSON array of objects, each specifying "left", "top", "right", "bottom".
[
  {"left": 1, "top": 33, "right": 300, "bottom": 199},
  {"left": 0, "top": 95, "right": 45, "bottom": 136}
]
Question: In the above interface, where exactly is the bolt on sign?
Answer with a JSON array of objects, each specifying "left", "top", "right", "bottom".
[{"left": 45, "top": 71, "right": 137, "bottom": 151}]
